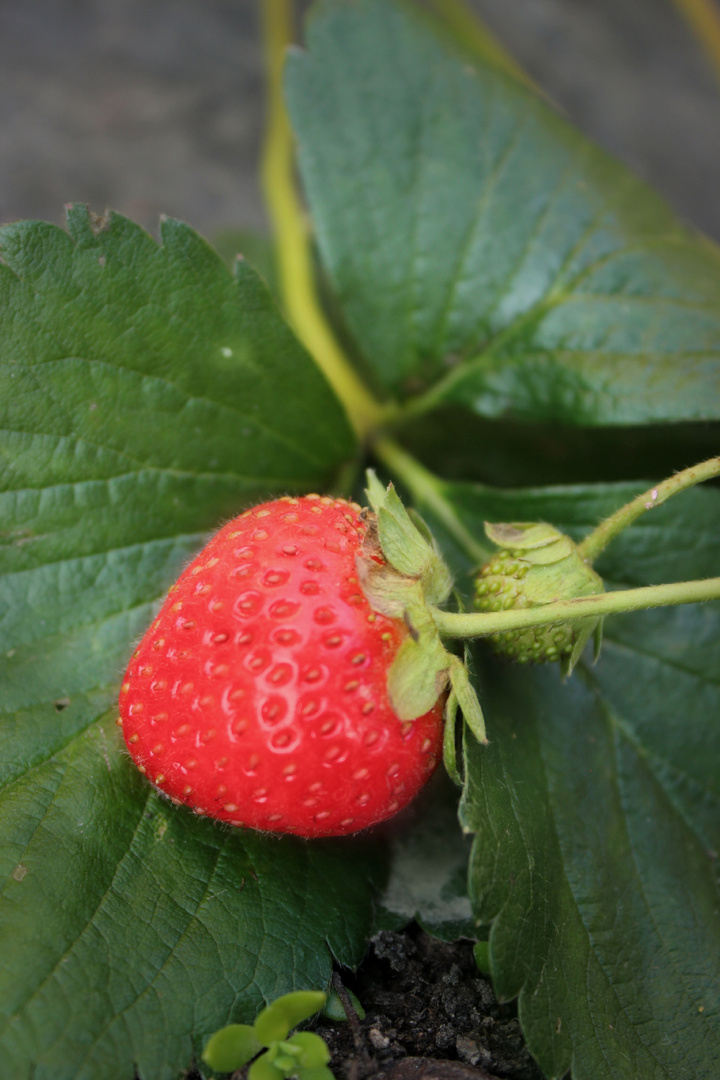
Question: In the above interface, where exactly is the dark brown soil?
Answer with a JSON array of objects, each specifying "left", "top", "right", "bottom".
[
  {"left": 313, "top": 926, "right": 543, "bottom": 1080},
  {"left": 184, "top": 924, "right": 543, "bottom": 1080}
]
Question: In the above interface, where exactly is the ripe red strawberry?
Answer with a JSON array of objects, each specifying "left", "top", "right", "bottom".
[{"left": 118, "top": 494, "right": 443, "bottom": 837}]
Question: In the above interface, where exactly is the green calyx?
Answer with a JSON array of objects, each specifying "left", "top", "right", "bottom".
[
  {"left": 363, "top": 470, "right": 453, "bottom": 608},
  {"left": 359, "top": 473, "right": 487, "bottom": 747},
  {"left": 361, "top": 458, "right": 720, "bottom": 722},
  {"left": 475, "top": 521, "right": 605, "bottom": 673},
  {"left": 202, "top": 990, "right": 332, "bottom": 1079}
]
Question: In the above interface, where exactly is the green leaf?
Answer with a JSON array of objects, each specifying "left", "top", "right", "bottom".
[
  {"left": 0, "top": 207, "right": 379, "bottom": 1080},
  {"left": 249, "top": 1050, "right": 284, "bottom": 1080},
  {"left": 287, "top": 0, "right": 720, "bottom": 424},
  {"left": 296, "top": 1066, "right": 335, "bottom": 1080},
  {"left": 289, "top": 1031, "right": 331, "bottom": 1068},
  {"left": 398, "top": 409, "right": 720, "bottom": 491},
  {"left": 254, "top": 992, "right": 327, "bottom": 1046},
  {"left": 210, "top": 227, "right": 279, "bottom": 296},
  {"left": 202, "top": 1024, "right": 263, "bottom": 1072},
  {"left": 442, "top": 683, "right": 461, "bottom": 786},
  {"left": 436, "top": 479, "right": 720, "bottom": 1078}
]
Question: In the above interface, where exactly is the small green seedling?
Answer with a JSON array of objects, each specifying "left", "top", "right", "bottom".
[{"left": 202, "top": 990, "right": 333, "bottom": 1079}]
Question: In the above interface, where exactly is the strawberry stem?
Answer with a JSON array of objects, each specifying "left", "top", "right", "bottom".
[
  {"left": 577, "top": 456, "right": 720, "bottom": 564},
  {"left": 260, "top": 0, "right": 388, "bottom": 441},
  {"left": 431, "top": 575, "right": 720, "bottom": 640}
]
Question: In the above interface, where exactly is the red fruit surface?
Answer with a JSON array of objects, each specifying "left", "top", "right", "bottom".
[{"left": 118, "top": 495, "right": 443, "bottom": 837}]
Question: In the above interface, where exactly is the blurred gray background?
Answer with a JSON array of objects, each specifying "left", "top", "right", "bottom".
[{"left": 1, "top": 0, "right": 719, "bottom": 242}]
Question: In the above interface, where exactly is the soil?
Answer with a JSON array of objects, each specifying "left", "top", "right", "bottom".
[
  {"left": 314, "top": 926, "right": 543, "bottom": 1080},
  {"left": 186, "top": 924, "right": 544, "bottom": 1080}
]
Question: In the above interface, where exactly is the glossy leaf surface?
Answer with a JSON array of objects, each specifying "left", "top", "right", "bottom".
[
  {"left": 0, "top": 207, "right": 378, "bottom": 1080},
  {"left": 426, "top": 478, "right": 720, "bottom": 1079},
  {"left": 287, "top": 0, "right": 720, "bottom": 423}
]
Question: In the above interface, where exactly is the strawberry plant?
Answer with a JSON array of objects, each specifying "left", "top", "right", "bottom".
[{"left": 2, "top": 2, "right": 720, "bottom": 1079}]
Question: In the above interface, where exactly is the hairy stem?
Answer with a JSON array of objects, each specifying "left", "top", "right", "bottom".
[
  {"left": 577, "top": 456, "right": 720, "bottom": 564},
  {"left": 373, "top": 436, "right": 488, "bottom": 565},
  {"left": 260, "top": 0, "right": 385, "bottom": 441},
  {"left": 432, "top": 576, "right": 720, "bottom": 639}
]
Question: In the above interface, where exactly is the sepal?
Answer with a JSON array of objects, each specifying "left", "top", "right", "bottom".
[
  {"left": 484, "top": 521, "right": 574, "bottom": 562},
  {"left": 443, "top": 688, "right": 462, "bottom": 786},
  {"left": 386, "top": 626, "right": 450, "bottom": 720},
  {"left": 448, "top": 655, "right": 487, "bottom": 746},
  {"left": 365, "top": 471, "right": 452, "bottom": 605},
  {"left": 561, "top": 617, "right": 599, "bottom": 678},
  {"left": 360, "top": 476, "right": 486, "bottom": 753},
  {"left": 355, "top": 557, "right": 422, "bottom": 620}
]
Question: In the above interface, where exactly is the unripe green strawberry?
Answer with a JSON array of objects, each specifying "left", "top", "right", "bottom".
[
  {"left": 118, "top": 495, "right": 443, "bottom": 838},
  {"left": 474, "top": 522, "right": 604, "bottom": 667}
]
